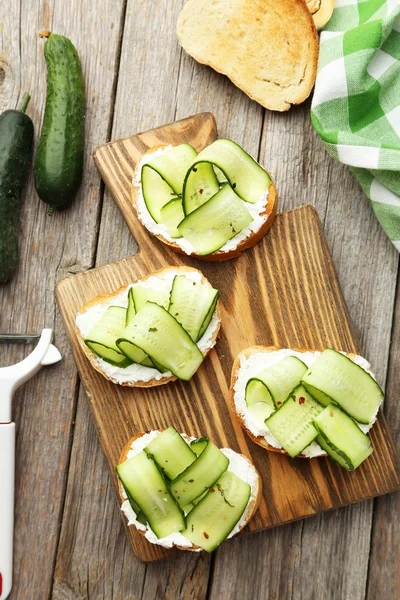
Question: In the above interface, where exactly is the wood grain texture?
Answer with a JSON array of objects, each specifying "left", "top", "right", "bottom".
[
  {"left": 57, "top": 112, "right": 400, "bottom": 563},
  {"left": 0, "top": 1, "right": 126, "bottom": 598}
]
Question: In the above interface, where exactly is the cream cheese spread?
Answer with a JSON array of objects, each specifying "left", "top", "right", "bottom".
[
  {"left": 76, "top": 268, "right": 220, "bottom": 385},
  {"left": 132, "top": 146, "right": 270, "bottom": 255},
  {"left": 233, "top": 348, "right": 380, "bottom": 458},
  {"left": 120, "top": 431, "right": 259, "bottom": 550}
]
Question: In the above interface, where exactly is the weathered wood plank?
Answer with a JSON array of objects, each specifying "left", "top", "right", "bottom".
[
  {"left": 0, "top": 1, "right": 126, "bottom": 598},
  {"left": 53, "top": 0, "right": 212, "bottom": 597},
  {"left": 367, "top": 284, "right": 400, "bottom": 600},
  {"left": 209, "top": 103, "right": 398, "bottom": 600}
]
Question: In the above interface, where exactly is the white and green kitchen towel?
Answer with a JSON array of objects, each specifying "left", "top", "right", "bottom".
[{"left": 311, "top": 0, "right": 400, "bottom": 250}]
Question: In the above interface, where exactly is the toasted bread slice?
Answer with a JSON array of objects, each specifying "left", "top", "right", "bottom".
[
  {"left": 76, "top": 266, "right": 221, "bottom": 388},
  {"left": 118, "top": 431, "right": 262, "bottom": 551},
  {"left": 132, "top": 145, "right": 277, "bottom": 262},
  {"left": 230, "top": 345, "right": 375, "bottom": 458},
  {"left": 177, "top": 0, "right": 319, "bottom": 112},
  {"left": 306, "top": 0, "right": 335, "bottom": 29}
]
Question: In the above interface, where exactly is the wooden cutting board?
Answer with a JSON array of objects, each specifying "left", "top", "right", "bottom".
[{"left": 56, "top": 113, "right": 400, "bottom": 563}]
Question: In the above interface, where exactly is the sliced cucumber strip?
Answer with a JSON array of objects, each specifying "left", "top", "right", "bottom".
[
  {"left": 182, "top": 162, "right": 219, "bottom": 215},
  {"left": 116, "top": 302, "right": 204, "bottom": 380},
  {"left": 190, "top": 437, "right": 209, "bottom": 456},
  {"left": 252, "top": 356, "right": 308, "bottom": 408},
  {"left": 168, "top": 275, "right": 219, "bottom": 342},
  {"left": 144, "top": 427, "right": 197, "bottom": 480},
  {"left": 159, "top": 198, "right": 184, "bottom": 238},
  {"left": 119, "top": 479, "right": 147, "bottom": 526},
  {"left": 145, "top": 144, "right": 197, "bottom": 194},
  {"left": 245, "top": 379, "right": 275, "bottom": 425},
  {"left": 313, "top": 404, "right": 373, "bottom": 470},
  {"left": 141, "top": 164, "right": 177, "bottom": 223},
  {"left": 169, "top": 440, "right": 229, "bottom": 507},
  {"left": 301, "top": 349, "right": 383, "bottom": 424},
  {"left": 184, "top": 139, "right": 271, "bottom": 205},
  {"left": 126, "top": 288, "right": 136, "bottom": 326},
  {"left": 117, "top": 339, "right": 154, "bottom": 367},
  {"left": 84, "top": 306, "right": 132, "bottom": 368},
  {"left": 265, "top": 386, "right": 324, "bottom": 458},
  {"left": 116, "top": 451, "right": 185, "bottom": 538},
  {"left": 178, "top": 184, "right": 253, "bottom": 256},
  {"left": 130, "top": 282, "right": 171, "bottom": 313},
  {"left": 182, "top": 471, "right": 251, "bottom": 552}
]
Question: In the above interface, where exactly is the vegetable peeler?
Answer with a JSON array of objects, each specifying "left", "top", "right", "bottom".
[{"left": 0, "top": 329, "right": 62, "bottom": 600}]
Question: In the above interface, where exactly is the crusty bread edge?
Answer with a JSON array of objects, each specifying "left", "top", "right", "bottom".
[
  {"left": 131, "top": 145, "right": 278, "bottom": 262},
  {"left": 229, "top": 345, "right": 367, "bottom": 459},
  {"left": 75, "top": 265, "right": 221, "bottom": 388},
  {"left": 117, "top": 431, "right": 263, "bottom": 552},
  {"left": 177, "top": 0, "right": 319, "bottom": 112}
]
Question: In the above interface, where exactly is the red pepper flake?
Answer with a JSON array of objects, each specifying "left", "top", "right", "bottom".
[
  {"left": 203, "top": 532, "right": 209, "bottom": 539},
  {"left": 199, "top": 188, "right": 204, "bottom": 194},
  {"left": 329, "top": 409, "right": 334, "bottom": 417},
  {"left": 298, "top": 397, "right": 305, "bottom": 405},
  {"left": 210, "top": 488, "right": 215, "bottom": 492},
  {"left": 277, "top": 401, "right": 282, "bottom": 406}
]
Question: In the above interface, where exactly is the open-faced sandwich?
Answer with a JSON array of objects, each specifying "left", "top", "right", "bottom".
[
  {"left": 75, "top": 266, "right": 221, "bottom": 387},
  {"left": 230, "top": 346, "right": 384, "bottom": 471},
  {"left": 131, "top": 139, "right": 277, "bottom": 261},
  {"left": 116, "top": 427, "right": 262, "bottom": 552}
]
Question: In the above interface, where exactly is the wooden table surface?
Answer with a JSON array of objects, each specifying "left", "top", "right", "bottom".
[{"left": 1, "top": 1, "right": 399, "bottom": 599}]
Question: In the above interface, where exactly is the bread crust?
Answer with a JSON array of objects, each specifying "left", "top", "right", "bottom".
[
  {"left": 230, "top": 345, "right": 366, "bottom": 458},
  {"left": 131, "top": 146, "right": 278, "bottom": 262},
  {"left": 118, "top": 431, "right": 263, "bottom": 552},
  {"left": 177, "top": 0, "right": 319, "bottom": 112},
  {"left": 76, "top": 266, "right": 221, "bottom": 388},
  {"left": 306, "top": 0, "right": 335, "bottom": 29}
]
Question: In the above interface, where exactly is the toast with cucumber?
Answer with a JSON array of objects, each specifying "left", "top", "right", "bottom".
[
  {"left": 230, "top": 346, "right": 384, "bottom": 471},
  {"left": 117, "top": 428, "right": 262, "bottom": 552},
  {"left": 131, "top": 139, "right": 277, "bottom": 262},
  {"left": 75, "top": 266, "right": 221, "bottom": 387}
]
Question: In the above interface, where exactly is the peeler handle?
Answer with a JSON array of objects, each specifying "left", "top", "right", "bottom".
[{"left": 0, "top": 423, "right": 15, "bottom": 600}]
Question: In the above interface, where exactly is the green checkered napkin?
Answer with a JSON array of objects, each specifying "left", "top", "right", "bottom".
[{"left": 311, "top": 0, "right": 400, "bottom": 251}]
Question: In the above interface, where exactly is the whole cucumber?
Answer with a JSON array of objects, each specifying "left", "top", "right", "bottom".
[
  {"left": 35, "top": 32, "right": 85, "bottom": 212},
  {"left": 0, "top": 93, "right": 34, "bottom": 282}
]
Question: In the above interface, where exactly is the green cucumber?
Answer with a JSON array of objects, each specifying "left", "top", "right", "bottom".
[
  {"left": 178, "top": 184, "right": 253, "bottom": 255},
  {"left": 141, "top": 165, "right": 176, "bottom": 223},
  {"left": 126, "top": 288, "right": 136, "bottom": 325},
  {"left": 144, "top": 427, "right": 197, "bottom": 480},
  {"left": 130, "top": 281, "right": 171, "bottom": 312},
  {"left": 141, "top": 144, "right": 197, "bottom": 222},
  {"left": 116, "top": 451, "right": 185, "bottom": 538},
  {"left": 0, "top": 93, "right": 34, "bottom": 282},
  {"left": 144, "top": 144, "right": 197, "bottom": 194},
  {"left": 118, "top": 479, "right": 147, "bottom": 526},
  {"left": 301, "top": 349, "right": 383, "bottom": 424},
  {"left": 116, "top": 301, "right": 204, "bottom": 380},
  {"left": 35, "top": 32, "right": 85, "bottom": 212},
  {"left": 169, "top": 440, "right": 229, "bottom": 507},
  {"left": 159, "top": 198, "right": 185, "bottom": 238},
  {"left": 182, "top": 162, "right": 219, "bottom": 214},
  {"left": 249, "top": 356, "right": 308, "bottom": 408},
  {"left": 182, "top": 471, "right": 250, "bottom": 552},
  {"left": 313, "top": 404, "right": 373, "bottom": 471},
  {"left": 183, "top": 139, "right": 270, "bottom": 205},
  {"left": 265, "top": 386, "right": 324, "bottom": 457},
  {"left": 84, "top": 306, "right": 133, "bottom": 368},
  {"left": 168, "top": 275, "right": 219, "bottom": 342},
  {"left": 190, "top": 437, "right": 209, "bottom": 456}
]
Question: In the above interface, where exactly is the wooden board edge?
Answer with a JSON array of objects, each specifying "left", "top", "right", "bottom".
[{"left": 92, "top": 111, "right": 217, "bottom": 158}]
